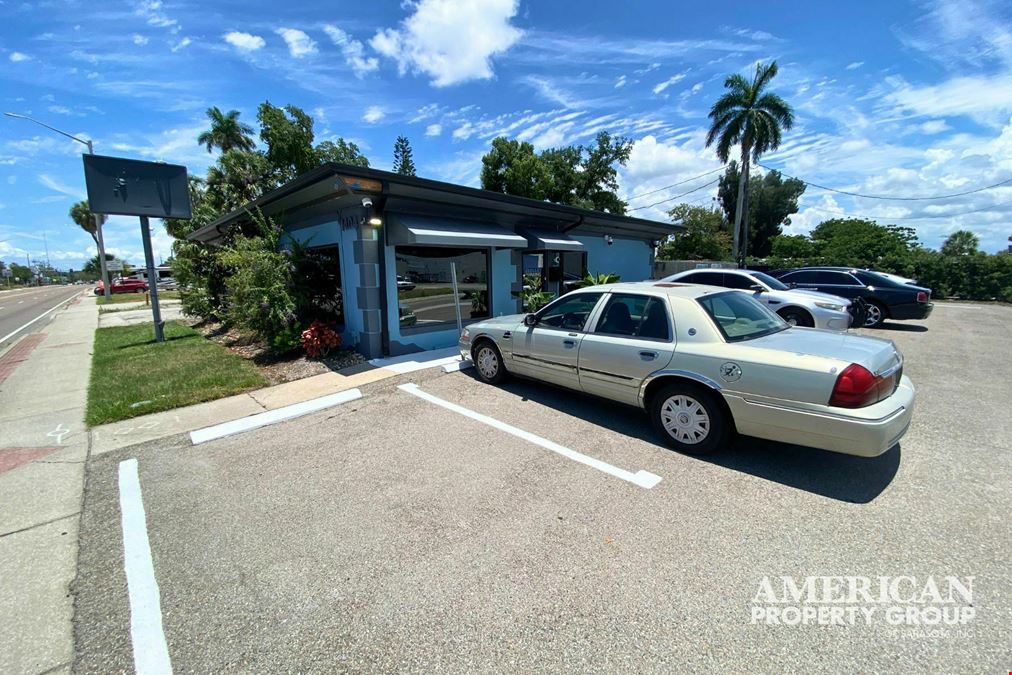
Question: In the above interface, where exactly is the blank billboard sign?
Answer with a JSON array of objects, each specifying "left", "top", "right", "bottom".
[{"left": 83, "top": 154, "right": 192, "bottom": 219}]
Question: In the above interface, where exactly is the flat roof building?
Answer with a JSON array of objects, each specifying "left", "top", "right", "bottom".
[{"left": 188, "top": 163, "right": 681, "bottom": 358}]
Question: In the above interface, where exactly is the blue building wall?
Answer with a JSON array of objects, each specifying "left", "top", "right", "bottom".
[{"left": 575, "top": 235, "right": 653, "bottom": 282}]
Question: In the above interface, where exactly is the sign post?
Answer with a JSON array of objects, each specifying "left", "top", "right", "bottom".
[
  {"left": 139, "top": 216, "right": 164, "bottom": 341},
  {"left": 83, "top": 154, "right": 191, "bottom": 343}
]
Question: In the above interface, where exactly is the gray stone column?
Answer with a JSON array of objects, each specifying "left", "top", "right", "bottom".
[{"left": 352, "top": 222, "right": 384, "bottom": 358}]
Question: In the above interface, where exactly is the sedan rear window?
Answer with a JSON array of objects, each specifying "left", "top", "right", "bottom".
[{"left": 697, "top": 291, "right": 788, "bottom": 342}]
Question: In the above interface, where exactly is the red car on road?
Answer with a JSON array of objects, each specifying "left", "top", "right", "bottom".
[{"left": 94, "top": 278, "right": 149, "bottom": 295}]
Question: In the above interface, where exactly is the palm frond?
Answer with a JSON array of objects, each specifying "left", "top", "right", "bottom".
[
  {"left": 755, "top": 93, "right": 795, "bottom": 129},
  {"left": 723, "top": 73, "right": 751, "bottom": 95},
  {"left": 716, "top": 113, "right": 746, "bottom": 163},
  {"left": 753, "top": 61, "right": 779, "bottom": 92},
  {"left": 707, "top": 91, "right": 747, "bottom": 122}
]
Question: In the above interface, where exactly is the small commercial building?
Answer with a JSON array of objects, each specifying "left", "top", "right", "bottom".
[{"left": 189, "top": 164, "right": 681, "bottom": 358}]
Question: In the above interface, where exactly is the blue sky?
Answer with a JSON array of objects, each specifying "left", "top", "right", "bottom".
[{"left": 2, "top": 0, "right": 1012, "bottom": 271}]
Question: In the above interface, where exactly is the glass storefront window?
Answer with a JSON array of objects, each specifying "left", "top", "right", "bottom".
[{"left": 394, "top": 246, "right": 490, "bottom": 328}]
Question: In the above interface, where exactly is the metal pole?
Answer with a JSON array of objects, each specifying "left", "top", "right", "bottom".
[
  {"left": 450, "top": 261, "right": 463, "bottom": 337},
  {"left": 86, "top": 140, "right": 111, "bottom": 300},
  {"left": 139, "top": 216, "right": 164, "bottom": 342}
]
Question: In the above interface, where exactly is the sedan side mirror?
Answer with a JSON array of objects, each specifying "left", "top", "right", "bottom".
[
  {"left": 750, "top": 284, "right": 764, "bottom": 293},
  {"left": 523, "top": 313, "right": 538, "bottom": 327}
]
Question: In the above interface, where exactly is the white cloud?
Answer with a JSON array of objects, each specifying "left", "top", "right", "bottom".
[
  {"left": 132, "top": 34, "right": 149, "bottom": 45},
  {"left": 38, "top": 174, "right": 85, "bottom": 200},
  {"left": 9, "top": 52, "right": 30, "bottom": 62},
  {"left": 425, "top": 123, "right": 442, "bottom": 137},
  {"left": 614, "top": 75, "right": 627, "bottom": 88},
  {"left": 275, "top": 28, "right": 317, "bottom": 58},
  {"left": 652, "top": 72, "right": 687, "bottom": 95},
  {"left": 845, "top": 61, "right": 864, "bottom": 70},
  {"left": 452, "top": 121, "right": 475, "bottom": 140},
  {"left": 919, "top": 119, "right": 951, "bottom": 134},
  {"left": 370, "top": 0, "right": 523, "bottom": 87},
  {"left": 362, "top": 106, "right": 385, "bottom": 124},
  {"left": 881, "top": 72, "right": 1012, "bottom": 126},
  {"left": 170, "top": 36, "right": 192, "bottom": 52},
  {"left": 322, "top": 24, "right": 378, "bottom": 77},
  {"left": 47, "top": 105, "right": 74, "bottom": 115},
  {"left": 136, "top": 0, "right": 178, "bottom": 31},
  {"left": 224, "top": 31, "right": 265, "bottom": 51}
]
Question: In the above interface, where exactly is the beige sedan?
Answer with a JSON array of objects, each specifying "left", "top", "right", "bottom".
[{"left": 460, "top": 282, "right": 914, "bottom": 457}]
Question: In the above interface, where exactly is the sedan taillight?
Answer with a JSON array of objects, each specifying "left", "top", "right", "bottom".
[
  {"left": 916, "top": 291, "right": 928, "bottom": 302},
  {"left": 829, "top": 363, "right": 898, "bottom": 408}
]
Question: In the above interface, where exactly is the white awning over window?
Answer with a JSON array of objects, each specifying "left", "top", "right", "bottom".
[
  {"left": 387, "top": 214, "right": 527, "bottom": 248},
  {"left": 520, "top": 228, "right": 586, "bottom": 252}
]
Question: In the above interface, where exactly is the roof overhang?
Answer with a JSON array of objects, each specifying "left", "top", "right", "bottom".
[
  {"left": 388, "top": 213, "right": 527, "bottom": 248},
  {"left": 187, "top": 163, "right": 682, "bottom": 245}
]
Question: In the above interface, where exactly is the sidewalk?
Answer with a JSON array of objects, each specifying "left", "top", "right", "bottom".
[{"left": 0, "top": 293, "right": 95, "bottom": 675}]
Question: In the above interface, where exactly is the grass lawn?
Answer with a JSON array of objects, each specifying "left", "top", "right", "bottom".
[
  {"left": 86, "top": 320, "right": 266, "bottom": 426},
  {"left": 96, "top": 290, "right": 180, "bottom": 305}
]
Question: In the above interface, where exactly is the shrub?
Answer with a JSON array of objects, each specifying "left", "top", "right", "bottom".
[{"left": 301, "top": 320, "right": 342, "bottom": 358}]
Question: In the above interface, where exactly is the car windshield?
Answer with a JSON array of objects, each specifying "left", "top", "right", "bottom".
[
  {"left": 749, "top": 271, "right": 789, "bottom": 291},
  {"left": 697, "top": 291, "right": 789, "bottom": 342}
]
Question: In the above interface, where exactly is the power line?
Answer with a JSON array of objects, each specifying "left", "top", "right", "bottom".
[
  {"left": 758, "top": 163, "right": 1012, "bottom": 201},
  {"left": 627, "top": 178, "right": 720, "bottom": 212},
  {"left": 625, "top": 167, "right": 724, "bottom": 202}
]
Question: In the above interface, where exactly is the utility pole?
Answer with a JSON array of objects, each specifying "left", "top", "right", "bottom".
[{"left": 4, "top": 112, "right": 111, "bottom": 298}]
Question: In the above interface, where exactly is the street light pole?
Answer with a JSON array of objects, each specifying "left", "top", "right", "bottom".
[{"left": 4, "top": 112, "right": 111, "bottom": 298}]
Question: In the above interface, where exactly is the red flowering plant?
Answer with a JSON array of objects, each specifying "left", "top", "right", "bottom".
[{"left": 301, "top": 320, "right": 342, "bottom": 358}]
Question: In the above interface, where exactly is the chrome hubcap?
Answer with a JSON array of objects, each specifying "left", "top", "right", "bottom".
[
  {"left": 660, "top": 395, "right": 710, "bottom": 444},
  {"left": 476, "top": 347, "right": 498, "bottom": 379},
  {"left": 864, "top": 305, "right": 882, "bottom": 326},
  {"left": 786, "top": 315, "right": 798, "bottom": 326}
]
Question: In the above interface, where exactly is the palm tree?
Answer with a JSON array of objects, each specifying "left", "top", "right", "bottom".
[
  {"left": 197, "top": 106, "right": 256, "bottom": 154},
  {"left": 706, "top": 61, "right": 794, "bottom": 262},
  {"left": 69, "top": 200, "right": 99, "bottom": 247}
]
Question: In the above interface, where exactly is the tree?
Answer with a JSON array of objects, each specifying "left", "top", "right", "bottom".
[
  {"left": 69, "top": 200, "right": 101, "bottom": 247},
  {"left": 717, "top": 164, "right": 805, "bottom": 257},
  {"left": 257, "top": 102, "right": 318, "bottom": 181},
  {"left": 84, "top": 253, "right": 120, "bottom": 275},
  {"left": 205, "top": 149, "right": 275, "bottom": 213},
  {"left": 392, "top": 136, "right": 416, "bottom": 175},
  {"left": 197, "top": 107, "right": 256, "bottom": 154},
  {"left": 315, "top": 139, "right": 369, "bottom": 167},
  {"left": 659, "top": 204, "right": 732, "bottom": 260},
  {"left": 705, "top": 61, "right": 794, "bottom": 262},
  {"left": 809, "top": 219, "right": 914, "bottom": 269},
  {"left": 770, "top": 234, "right": 818, "bottom": 259},
  {"left": 480, "top": 138, "right": 547, "bottom": 200},
  {"left": 941, "top": 230, "right": 980, "bottom": 257},
  {"left": 480, "top": 132, "right": 633, "bottom": 214}
]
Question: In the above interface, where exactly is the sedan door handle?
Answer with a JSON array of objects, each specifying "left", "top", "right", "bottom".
[
  {"left": 639, "top": 350, "right": 658, "bottom": 360},
  {"left": 562, "top": 339, "right": 576, "bottom": 347}
]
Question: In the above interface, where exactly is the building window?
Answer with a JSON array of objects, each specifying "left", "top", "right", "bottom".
[
  {"left": 302, "top": 245, "right": 344, "bottom": 326},
  {"left": 395, "top": 246, "right": 490, "bottom": 328},
  {"left": 522, "top": 251, "right": 586, "bottom": 298}
]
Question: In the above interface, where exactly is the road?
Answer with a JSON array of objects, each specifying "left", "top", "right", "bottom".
[
  {"left": 72, "top": 303, "right": 1010, "bottom": 672},
  {"left": 0, "top": 285, "right": 85, "bottom": 350}
]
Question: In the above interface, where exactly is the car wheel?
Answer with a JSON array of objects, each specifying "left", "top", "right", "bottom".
[
  {"left": 473, "top": 340, "right": 507, "bottom": 384},
  {"left": 778, "top": 307, "right": 814, "bottom": 327},
  {"left": 863, "top": 301, "right": 886, "bottom": 328},
  {"left": 649, "top": 383, "right": 730, "bottom": 455}
]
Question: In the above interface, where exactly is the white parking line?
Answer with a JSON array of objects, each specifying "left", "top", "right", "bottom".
[
  {"left": 118, "top": 458, "right": 173, "bottom": 675},
  {"left": 398, "top": 383, "right": 662, "bottom": 489},
  {"left": 190, "top": 388, "right": 363, "bottom": 444},
  {"left": 933, "top": 303, "right": 981, "bottom": 310},
  {"left": 441, "top": 359, "right": 473, "bottom": 373}
]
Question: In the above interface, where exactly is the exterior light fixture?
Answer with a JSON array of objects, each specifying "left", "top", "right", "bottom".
[
  {"left": 368, "top": 217, "right": 382, "bottom": 226},
  {"left": 604, "top": 234, "right": 614, "bottom": 245}
]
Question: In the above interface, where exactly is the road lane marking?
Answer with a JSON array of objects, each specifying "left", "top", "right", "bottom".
[
  {"left": 118, "top": 458, "right": 173, "bottom": 675},
  {"left": 190, "top": 388, "right": 363, "bottom": 445},
  {"left": 0, "top": 292, "right": 81, "bottom": 344},
  {"left": 397, "top": 383, "right": 663, "bottom": 489},
  {"left": 933, "top": 303, "right": 981, "bottom": 310}
]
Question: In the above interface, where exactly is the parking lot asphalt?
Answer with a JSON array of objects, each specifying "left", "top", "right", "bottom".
[{"left": 73, "top": 303, "right": 1010, "bottom": 673}]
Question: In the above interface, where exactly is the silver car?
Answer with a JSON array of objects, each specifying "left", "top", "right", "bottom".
[
  {"left": 460, "top": 283, "right": 914, "bottom": 457},
  {"left": 661, "top": 269, "right": 853, "bottom": 330}
]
